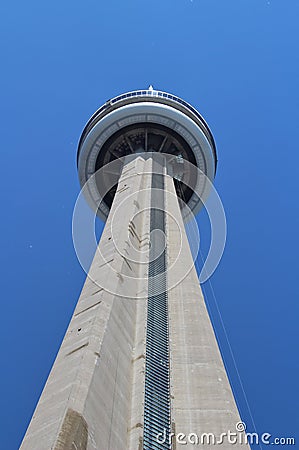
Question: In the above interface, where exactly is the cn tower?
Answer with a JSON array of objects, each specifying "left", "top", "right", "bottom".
[{"left": 21, "top": 87, "right": 250, "bottom": 449}]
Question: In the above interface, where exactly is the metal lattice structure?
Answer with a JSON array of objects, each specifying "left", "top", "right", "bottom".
[{"left": 144, "top": 162, "right": 171, "bottom": 449}]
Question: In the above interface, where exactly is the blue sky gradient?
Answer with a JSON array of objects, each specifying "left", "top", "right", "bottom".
[{"left": 1, "top": 1, "right": 298, "bottom": 448}]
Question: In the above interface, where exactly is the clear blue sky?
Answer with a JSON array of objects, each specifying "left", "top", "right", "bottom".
[{"left": 1, "top": 0, "right": 298, "bottom": 448}]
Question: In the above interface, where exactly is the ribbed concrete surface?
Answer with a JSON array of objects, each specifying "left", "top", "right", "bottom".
[{"left": 20, "top": 157, "right": 151, "bottom": 450}]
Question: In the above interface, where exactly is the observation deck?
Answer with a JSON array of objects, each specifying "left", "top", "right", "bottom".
[{"left": 77, "top": 88, "right": 217, "bottom": 221}]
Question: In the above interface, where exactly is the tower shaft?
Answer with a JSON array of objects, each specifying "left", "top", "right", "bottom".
[{"left": 21, "top": 155, "right": 249, "bottom": 449}]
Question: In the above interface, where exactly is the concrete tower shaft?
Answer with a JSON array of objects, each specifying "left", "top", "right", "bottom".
[{"left": 21, "top": 155, "right": 249, "bottom": 449}]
